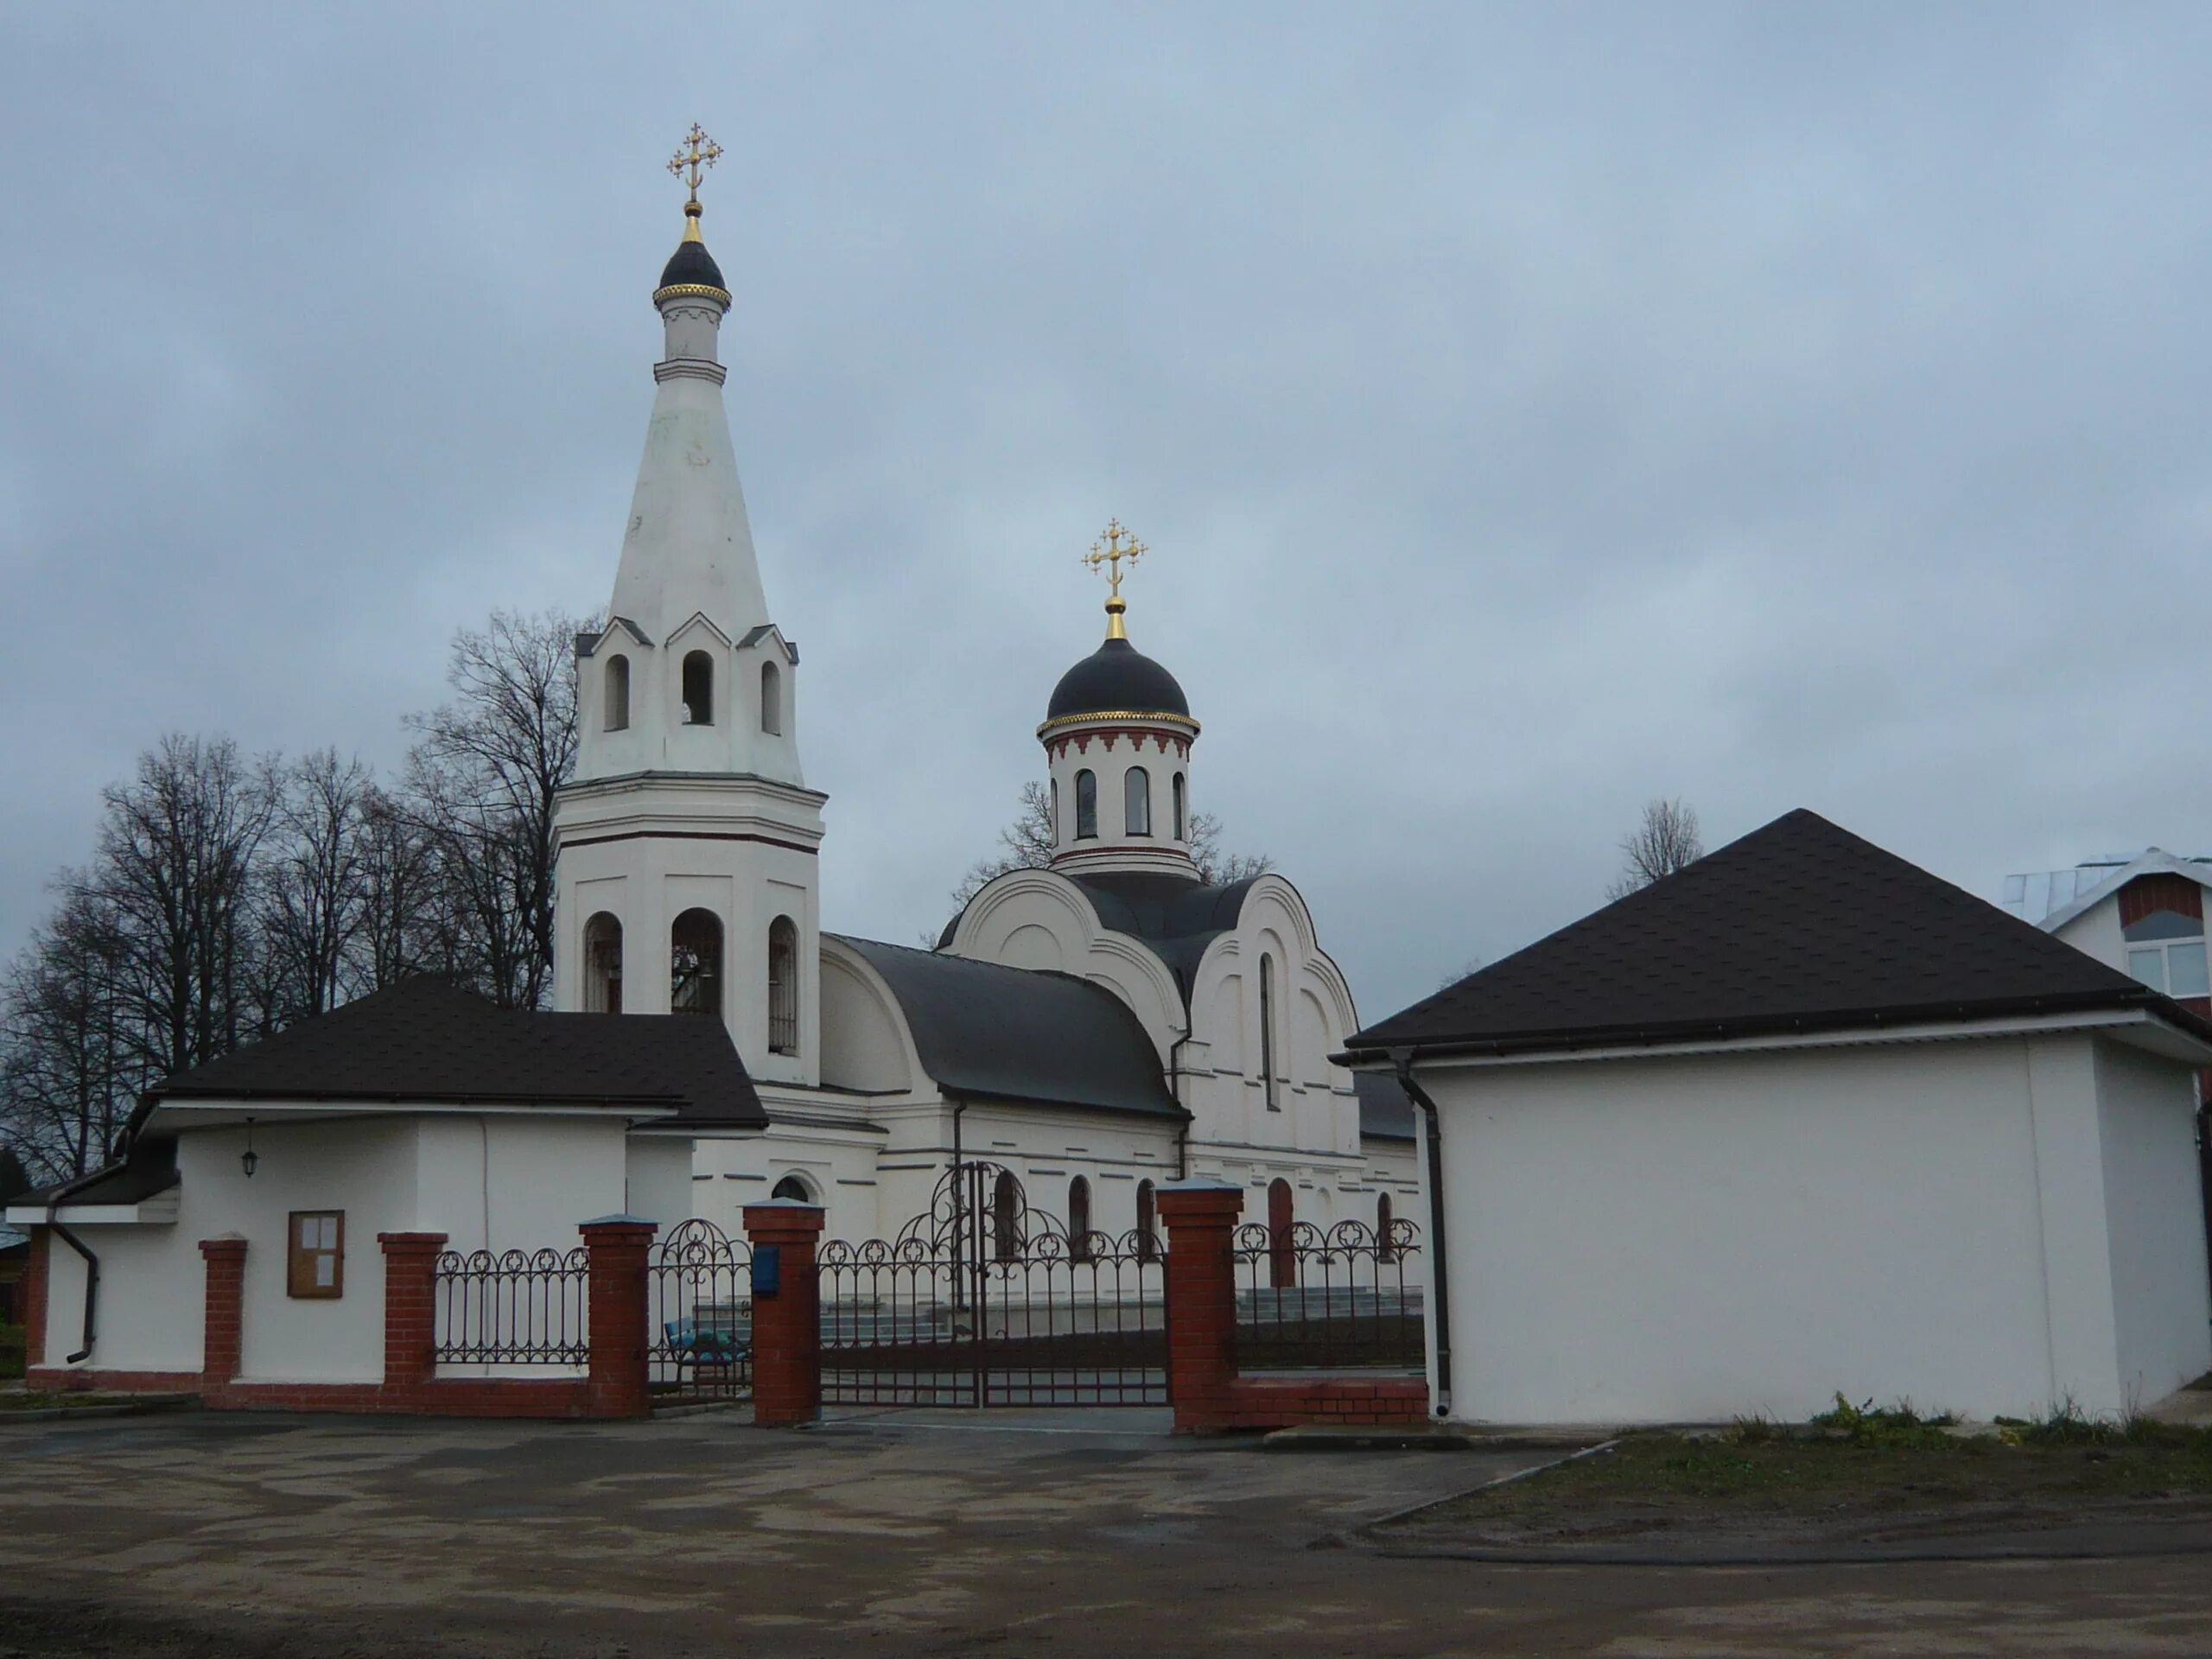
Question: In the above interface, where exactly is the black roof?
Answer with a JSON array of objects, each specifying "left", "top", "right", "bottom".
[
  {"left": 658, "top": 232, "right": 727, "bottom": 294},
  {"left": 1354, "top": 1071, "right": 1416, "bottom": 1141},
  {"left": 17, "top": 1139, "right": 180, "bottom": 1210},
  {"left": 151, "top": 977, "right": 766, "bottom": 1128},
  {"left": 834, "top": 936, "right": 1185, "bottom": 1121},
  {"left": 1069, "top": 872, "right": 1260, "bottom": 1002},
  {"left": 1348, "top": 809, "right": 2212, "bottom": 1059},
  {"left": 1046, "top": 637, "right": 1190, "bottom": 721}
]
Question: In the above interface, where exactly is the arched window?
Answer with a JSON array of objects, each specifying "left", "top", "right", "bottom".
[
  {"left": 1260, "top": 954, "right": 1280, "bottom": 1111},
  {"left": 1074, "top": 769, "right": 1098, "bottom": 839},
  {"left": 1173, "top": 772, "right": 1186, "bottom": 841},
  {"left": 993, "top": 1168, "right": 1020, "bottom": 1262},
  {"left": 767, "top": 915, "right": 799, "bottom": 1055},
  {"left": 671, "top": 908, "right": 723, "bottom": 1017},
  {"left": 583, "top": 912, "right": 623, "bottom": 1014},
  {"left": 1268, "top": 1178, "right": 1295, "bottom": 1290},
  {"left": 1052, "top": 779, "right": 1061, "bottom": 843},
  {"left": 771, "top": 1173, "right": 815, "bottom": 1204},
  {"left": 681, "top": 651, "right": 714, "bottom": 726},
  {"left": 604, "top": 656, "right": 630, "bottom": 732},
  {"left": 1135, "top": 1179, "right": 1157, "bottom": 1262},
  {"left": 1125, "top": 766, "right": 1151, "bottom": 836},
  {"left": 760, "top": 660, "right": 782, "bottom": 734},
  {"left": 1068, "top": 1175, "right": 1092, "bottom": 1262},
  {"left": 1376, "top": 1192, "right": 1395, "bottom": 1263}
]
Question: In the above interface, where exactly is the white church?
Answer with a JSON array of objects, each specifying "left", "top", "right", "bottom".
[{"left": 554, "top": 162, "right": 1416, "bottom": 1245}]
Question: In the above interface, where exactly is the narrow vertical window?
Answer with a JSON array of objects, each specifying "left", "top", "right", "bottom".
[
  {"left": 682, "top": 651, "right": 715, "bottom": 725},
  {"left": 993, "top": 1168, "right": 1020, "bottom": 1261},
  {"left": 1135, "top": 1179, "right": 1157, "bottom": 1262},
  {"left": 1173, "top": 772, "right": 1186, "bottom": 841},
  {"left": 671, "top": 908, "right": 723, "bottom": 1017},
  {"left": 771, "top": 1173, "right": 814, "bottom": 1203},
  {"left": 1075, "top": 770, "right": 1097, "bottom": 839},
  {"left": 1267, "top": 1179, "right": 1294, "bottom": 1291},
  {"left": 767, "top": 915, "right": 799, "bottom": 1055},
  {"left": 584, "top": 912, "right": 624, "bottom": 1014},
  {"left": 1052, "top": 779, "right": 1061, "bottom": 843},
  {"left": 1068, "top": 1175, "right": 1092, "bottom": 1262},
  {"left": 760, "top": 660, "right": 782, "bottom": 734},
  {"left": 604, "top": 655, "right": 630, "bottom": 732},
  {"left": 1125, "top": 766, "right": 1151, "bottom": 836},
  {"left": 1260, "top": 953, "right": 1280, "bottom": 1111},
  {"left": 287, "top": 1211, "right": 345, "bottom": 1300}
]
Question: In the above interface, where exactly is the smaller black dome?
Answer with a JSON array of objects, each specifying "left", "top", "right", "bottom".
[
  {"left": 658, "top": 232, "right": 727, "bottom": 295},
  {"left": 1047, "top": 637, "right": 1190, "bottom": 721}
]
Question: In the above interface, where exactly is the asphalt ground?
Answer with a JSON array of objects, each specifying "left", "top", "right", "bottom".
[{"left": 3, "top": 1405, "right": 2212, "bottom": 1656}]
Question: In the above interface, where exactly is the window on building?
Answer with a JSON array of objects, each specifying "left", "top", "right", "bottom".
[
  {"left": 1067, "top": 1175, "right": 1092, "bottom": 1261},
  {"left": 681, "top": 651, "right": 715, "bottom": 725},
  {"left": 1052, "top": 778, "right": 1061, "bottom": 843},
  {"left": 1260, "top": 954, "right": 1280, "bottom": 1111},
  {"left": 1125, "top": 767, "right": 1151, "bottom": 836},
  {"left": 1376, "top": 1192, "right": 1395, "bottom": 1262},
  {"left": 2128, "top": 939, "right": 2211, "bottom": 997},
  {"left": 583, "top": 912, "right": 623, "bottom": 1014},
  {"left": 771, "top": 1173, "right": 814, "bottom": 1203},
  {"left": 1135, "top": 1179, "right": 1157, "bottom": 1262},
  {"left": 767, "top": 915, "right": 799, "bottom": 1055},
  {"left": 1075, "top": 769, "right": 1097, "bottom": 839},
  {"left": 1267, "top": 1179, "right": 1294, "bottom": 1290},
  {"left": 604, "top": 655, "right": 630, "bottom": 731},
  {"left": 1173, "top": 772, "right": 1186, "bottom": 841},
  {"left": 760, "top": 660, "right": 782, "bottom": 734},
  {"left": 671, "top": 908, "right": 723, "bottom": 1017},
  {"left": 288, "top": 1211, "right": 344, "bottom": 1300},
  {"left": 993, "top": 1168, "right": 1020, "bottom": 1261}
]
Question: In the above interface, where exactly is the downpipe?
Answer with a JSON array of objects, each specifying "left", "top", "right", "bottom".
[
  {"left": 44, "top": 1162, "right": 113, "bottom": 1367},
  {"left": 1392, "top": 1051, "right": 1452, "bottom": 1420}
]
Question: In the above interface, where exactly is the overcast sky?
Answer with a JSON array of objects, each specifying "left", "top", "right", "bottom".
[{"left": 3, "top": 3, "right": 2209, "bottom": 1021}]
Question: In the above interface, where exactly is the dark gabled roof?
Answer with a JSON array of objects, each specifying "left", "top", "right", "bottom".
[
  {"left": 832, "top": 935, "right": 1185, "bottom": 1121},
  {"left": 1354, "top": 1071, "right": 1416, "bottom": 1141},
  {"left": 1046, "top": 636, "right": 1190, "bottom": 721},
  {"left": 16, "top": 1139, "right": 180, "bottom": 1210},
  {"left": 1348, "top": 809, "right": 2212, "bottom": 1059},
  {"left": 151, "top": 977, "right": 766, "bottom": 1128}
]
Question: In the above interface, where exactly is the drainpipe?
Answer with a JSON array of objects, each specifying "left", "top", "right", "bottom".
[
  {"left": 951, "top": 1096, "right": 965, "bottom": 1174},
  {"left": 1168, "top": 1021, "right": 1193, "bottom": 1179},
  {"left": 1392, "top": 1050, "right": 1452, "bottom": 1419},
  {"left": 43, "top": 1163, "right": 113, "bottom": 1367}
]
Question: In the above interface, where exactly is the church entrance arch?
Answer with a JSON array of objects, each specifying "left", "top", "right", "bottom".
[{"left": 817, "top": 1161, "right": 1166, "bottom": 1408}]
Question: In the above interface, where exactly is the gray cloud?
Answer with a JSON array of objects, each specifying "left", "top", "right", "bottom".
[{"left": 3, "top": 2, "right": 2209, "bottom": 1020}]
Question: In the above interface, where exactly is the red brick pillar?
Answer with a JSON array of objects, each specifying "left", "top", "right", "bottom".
[
  {"left": 198, "top": 1235, "right": 249, "bottom": 1395},
  {"left": 378, "top": 1231, "right": 448, "bottom": 1401},
  {"left": 23, "top": 1227, "right": 48, "bottom": 1374},
  {"left": 582, "top": 1217, "right": 658, "bottom": 1419},
  {"left": 1157, "top": 1179, "right": 1246, "bottom": 1434},
  {"left": 742, "top": 1201, "right": 825, "bottom": 1427}
]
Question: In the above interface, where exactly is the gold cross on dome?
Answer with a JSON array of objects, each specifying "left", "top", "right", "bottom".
[
  {"left": 667, "top": 123, "right": 723, "bottom": 206},
  {"left": 1083, "top": 518, "right": 1147, "bottom": 601}
]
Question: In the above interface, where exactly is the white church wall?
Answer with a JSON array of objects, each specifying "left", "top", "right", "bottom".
[
  {"left": 958, "top": 1101, "right": 1183, "bottom": 1238},
  {"left": 818, "top": 948, "right": 916, "bottom": 1093},
  {"left": 691, "top": 1117, "right": 885, "bottom": 1241},
  {"left": 2094, "top": 1037, "right": 2212, "bottom": 1408},
  {"left": 39, "top": 1217, "right": 199, "bottom": 1376},
  {"left": 624, "top": 1136, "right": 695, "bottom": 1234},
  {"left": 412, "top": 1115, "right": 632, "bottom": 1255},
  {"left": 1427, "top": 1034, "right": 2139, "bottom": 1425}
]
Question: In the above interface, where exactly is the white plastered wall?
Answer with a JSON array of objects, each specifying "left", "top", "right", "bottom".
[
  {"left": 1425, "top": 1033, "right": 2193, "bottom": 1424},
  {"left": 2094, "top": 1038, "right": 2212, "bottom": 1408}
]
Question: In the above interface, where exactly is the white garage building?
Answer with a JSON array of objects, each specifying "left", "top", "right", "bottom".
[{"left": 1345, "top": 809, "right": 2212, "bottom": 1426}]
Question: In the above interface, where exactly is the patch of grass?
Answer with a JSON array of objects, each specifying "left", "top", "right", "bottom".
[{"left": 1808, "top": 1393, "right": 1957, "bottom": 1448}]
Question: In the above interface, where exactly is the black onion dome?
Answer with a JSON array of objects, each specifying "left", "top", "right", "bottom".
[
  {"left": 1046, "top": 637, "right": 1190, "bottom": 721},
  {"left": 658, "top": 232, "right": 727, "bottom": 294}
]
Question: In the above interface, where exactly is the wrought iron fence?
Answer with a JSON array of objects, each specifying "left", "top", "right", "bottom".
[
  {"left": 433, "top": 1247, "right": 590, "bottom": 1366},
  {"left": 818, "top": 1162, "right": 1166, "bottom": 1407},
  {"left": 1233, "top": 1217, "right": 1422, "bottom": 1371},
  {"left": 649, "top": 1217, "right": 753, "bottom": 1403}
]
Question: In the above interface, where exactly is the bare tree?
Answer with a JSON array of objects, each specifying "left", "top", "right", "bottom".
[
  {"left": 350, "top": 785, "right": 440, "bottom": 996},
  {"left": 0, "top": 887, "right": 133, "bottom": 1182},
  {"left": 1608, "top": 797, "right": 1705, "bottom": 900},
  {"left": 401, "top": 610, "right": 582, "bottom": 1008},
  {"left": 258, "top": 749, "right": 376, "bottom": 1024},
  {"left": 944, "top": 782, "right": 1274, "bottom": 914}
]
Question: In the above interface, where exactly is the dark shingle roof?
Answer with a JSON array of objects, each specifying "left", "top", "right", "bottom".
[
  {"left": 1349, "top": 809, "right": 2212, "bottom": 1058},
  {"left": 1046, "top": 637, "right": 1190, "bottom": 721},
  {"left": 152, "top": 978, "right": 766, "bottom": 1128},
  {"left": 16, "top": 1140, "right": 180, "bottom": 1210},
  {"left": 1067, "top": 872, "right": 1260, "bottom": 1001},
  {"left": 833, "top": 936, "right": 1184, "bottom": 1121}
]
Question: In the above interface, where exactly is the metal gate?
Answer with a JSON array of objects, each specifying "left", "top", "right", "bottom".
[
  {"left": 649, "top": 1217, "right": 753, "bottom": 1405},
  {"left": 817, "top": 1162, "right": 1166, "bottom": 1407}
]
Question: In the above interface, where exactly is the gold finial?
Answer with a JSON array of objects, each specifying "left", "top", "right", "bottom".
[
  {"left": 1083, "top": 518, "right": 1147, "bottom": 639},
  {"left": 667, "top": 123, "right": 724, "bottom": 240}
]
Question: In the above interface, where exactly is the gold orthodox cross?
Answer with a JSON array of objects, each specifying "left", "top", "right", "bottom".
[
  {"left": 1084, "top": 518, "right": 1147, "bottom": 601},
  {"left": 667, "top": 123, "right": 723, "bottom": 207}
]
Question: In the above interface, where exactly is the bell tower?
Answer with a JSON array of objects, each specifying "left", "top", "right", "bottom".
[{"left": 552, "top": 126, "right": 823, "bottom": 1087}]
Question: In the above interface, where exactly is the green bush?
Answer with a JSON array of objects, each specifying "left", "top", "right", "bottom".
[{"left": 1810, "top": 1393, "right": 1957, "bottom": 1448}]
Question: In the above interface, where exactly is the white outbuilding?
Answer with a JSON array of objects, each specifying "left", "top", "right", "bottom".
[{"left": 1344, "top": 810, "right": 2212, "bottom": 1426}]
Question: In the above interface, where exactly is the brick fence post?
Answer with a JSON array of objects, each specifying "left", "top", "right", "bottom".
[
  {"left": 23, "top": 1227, "right": 48, "bottom": 1373},
  {"left": 582, "top": 1216, "right": 658, "bottom": 1419},
  {"left": 742, "top": 1200, "right": 825, "bottom": 1427},
  {"left": 378, "top": 1231, "right": 448, "bottom": 1401},
  {"left": 1157, "top": 1179, "right": 1246, "bottom": 1434},
  {"left": 198, "top": 1235, "right": 249, "bottom": 1395}
]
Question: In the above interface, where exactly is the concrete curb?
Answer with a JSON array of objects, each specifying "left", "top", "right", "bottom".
[
  {"left": 1264, "top": 1424, "right": 1618, "bottom": 1453},
  {"left": 0, "top": 1394, "right": 200, "bottom": 1426}
]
